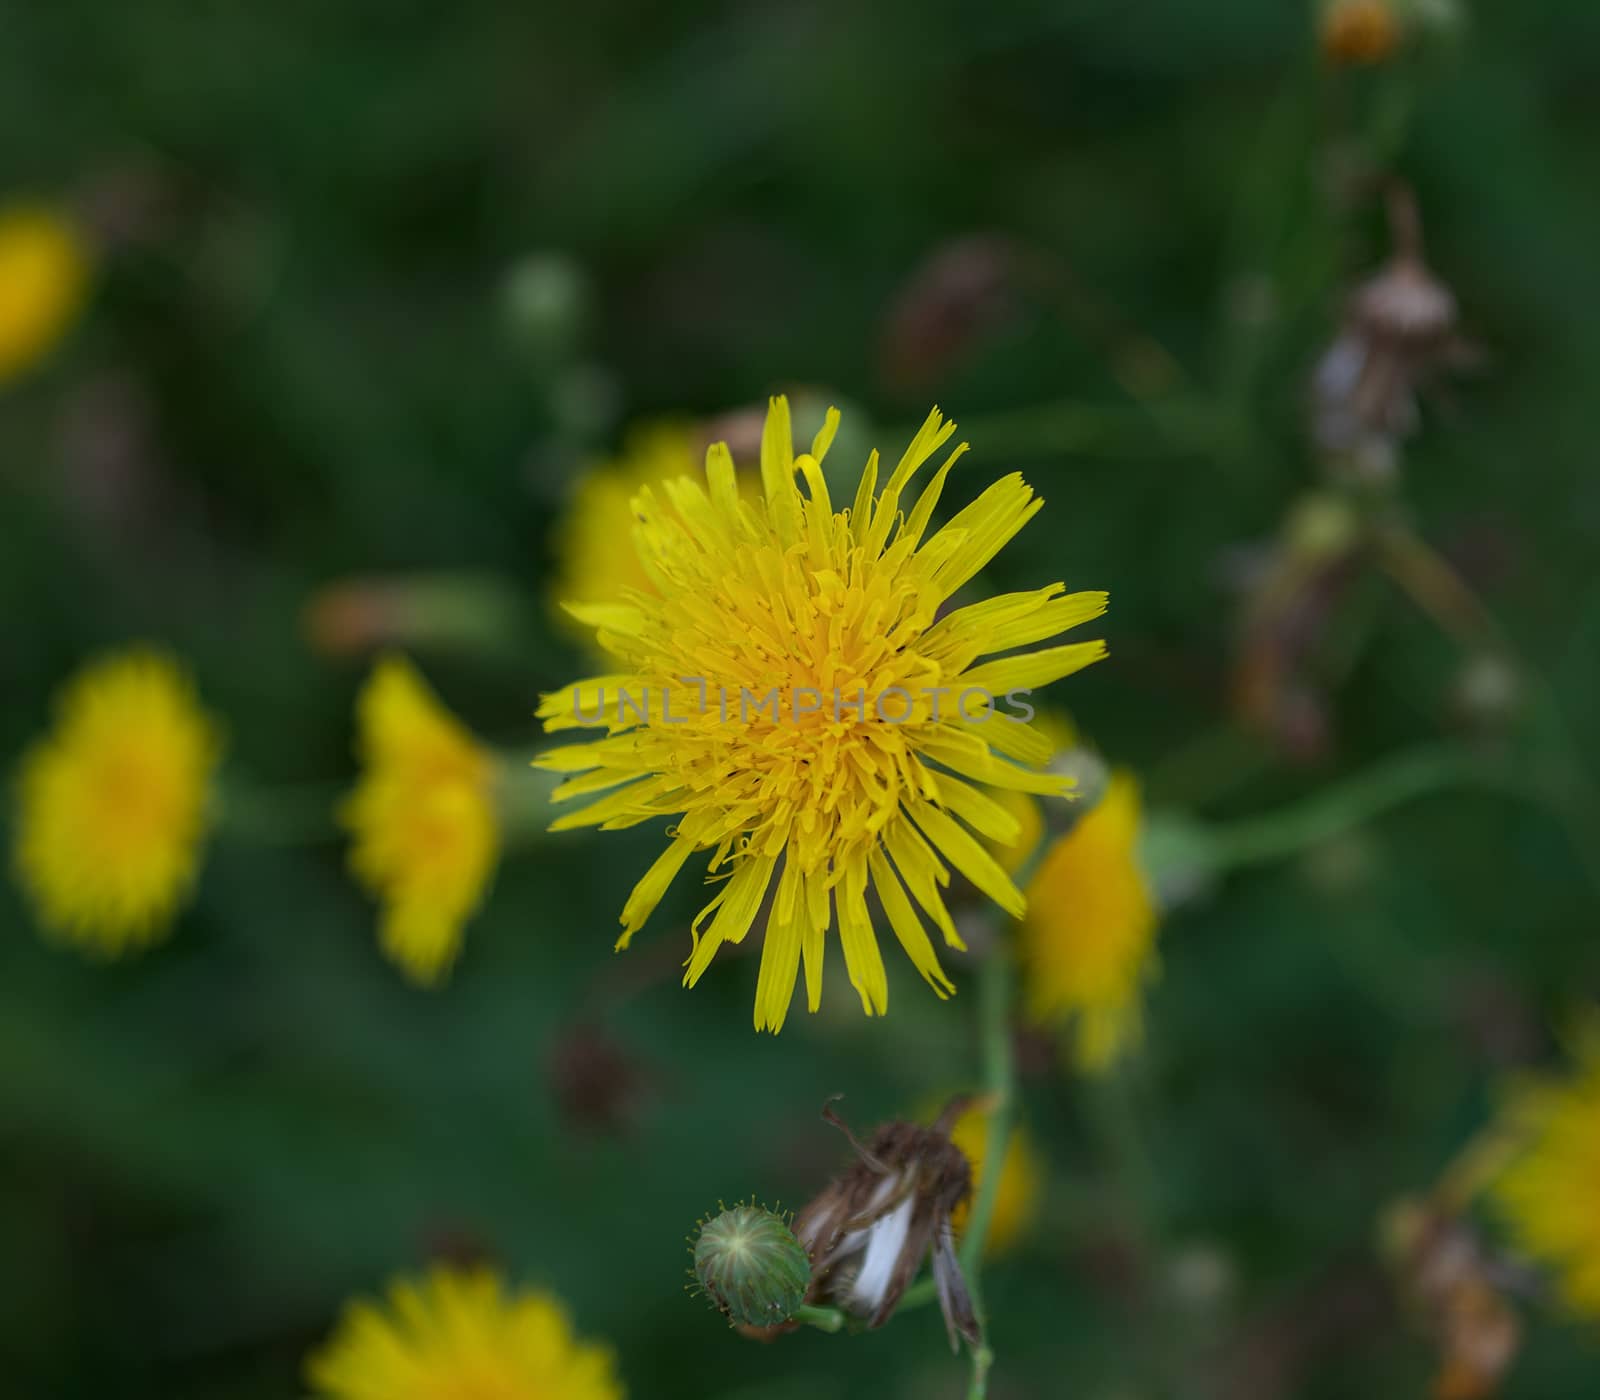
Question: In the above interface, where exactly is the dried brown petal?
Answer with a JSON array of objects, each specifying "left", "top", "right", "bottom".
[{"left": 792, "top": 1098, "right": 981, "bottom": 1349}]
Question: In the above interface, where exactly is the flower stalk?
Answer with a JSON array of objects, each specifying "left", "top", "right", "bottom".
[
  {"left": 1199, "top": 743, "right": 1505, "bottom": 873},
  {"left": 792, "top": 1304, "right": 843, "bottom": 1333},
  {"left": 955, "top": 941, "right": 1019, "bottom": 1399}
]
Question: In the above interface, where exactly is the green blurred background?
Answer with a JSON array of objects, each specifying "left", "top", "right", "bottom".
[{"left": 4, "top": 1, "right": 1600, "bottom": 1395}]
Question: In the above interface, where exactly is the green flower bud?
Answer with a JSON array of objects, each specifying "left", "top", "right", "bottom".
[{"left": 693, "top": 1204, "right": 810, "bottom": 1326}]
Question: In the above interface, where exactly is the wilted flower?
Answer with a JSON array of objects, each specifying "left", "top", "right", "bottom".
[
  {"left": 304, "top": 572, "right": 527, "bottom": 661},
  {"left": 1312, "top": 187, "right": 1474, "bottom": 479},
  {"left": 1490, "top": 1024, "right": 1600, "bottom": 1318},
  {"left": 342, "top": 656, "right": 502, "bottom": 984},
  {"left": 1320, "top": 0, "right": 1404, "bottom": 66},
  {"left": 13, "top": 648, "right": 221, "bottom": 954},
  {"left": 537, "top": 397, "right": 1107, "bottom": 1030},
  {"left": 306, "top": 1264, "right": 623, "bottom": 1400},
  {"left": 1382, "top": 1198, "right": 1523, "bottom": 1400},
  {"left": 0, "top": 201, "right": 91, "bottom": 384},
  {"left": 1019, "top": 772, "right": 1160, "bottom": 1072},
  {"left": 693, "top": 1203, "right": 812, "bottom": 1327},
  {"left": 793, "top": 1098, "right": 981, "bottom": 1350}
]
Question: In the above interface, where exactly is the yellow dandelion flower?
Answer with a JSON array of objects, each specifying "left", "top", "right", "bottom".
[
  {"left": 947, "top": 1101, "right": 1043, "bottom": 1255},
  {"left": 307, "top": 1264, "right": 624, "bottom": 1400},
  {"left": 1019, "top": 771, "right": 1159, "bottom": 1072},
  {"left": 552, "top": 422, "right": 702, "bottom": 641},
  {"left": 1491, "top": 1027, "right": 1600, "bottom": 1317},
  {"left": 342, "top": 656, "right": 501, "bottom": 984},
  {"left": 0, "top": 201, "right": 91, "bottom": 384},
  {"left": 537, "top": 396, "right": 1108, "bottom": 1031},
  {"left": 13, "top": 648, "right": 220, "bottom": 953}
]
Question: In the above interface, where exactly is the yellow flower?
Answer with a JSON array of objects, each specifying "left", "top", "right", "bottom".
[
  {"left": 307, "top": 1264, "right": 624, "bottom": 1400},
  {"left": 948, "top": 1102, "right": 1043, "bottom": 1255},
  {"left": 990, "top": 786, "right": 1046, "bottom": 878},
  {"left": 1019, "top": 771, "right": 1159, "bottom": 1072},
  {"left": 13, "top": 649, "right": 220, "bottom": 954},
  {"left": 984, "top": 709, "right": 1079, "bottom": 877},
  {"left": 1491, "top": 1027, "right": 1600, "bottom": 1317},
  {"left": 537, "top": 397, "right": 1107, "bottom": 1031},
  {"left": 0, "top": 202, "right": 91, "bottom": 384},
  {"left": 342, "top": 656, "right": 501, "bottom": 984},
  {"left": 552, "top": 423, "right": 702, "bottom": 642}
]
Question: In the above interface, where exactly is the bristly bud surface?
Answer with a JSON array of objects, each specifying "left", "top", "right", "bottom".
[{"left": 693, "top": 1204, "right": 811, "bottom": 1327}]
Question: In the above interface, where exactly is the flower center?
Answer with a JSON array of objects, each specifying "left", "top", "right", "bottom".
[{"left": 85, "top": 741, "right": 187, "bottom": 860}]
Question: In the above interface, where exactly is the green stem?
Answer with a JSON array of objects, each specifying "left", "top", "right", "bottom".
[
  {"left": 793, "top": 1304, "right": 844, "bottom": 1334},
  {"left": 1200, "top": 745, "right": 1515, "bottom": 874},
  {"left": 1086, "top": 1062, "right": 1160, "bottom": 1243},
  {"left": 494, "top": 754, "right": 561, "bottom": 847},
  {"left": 1082, "top": 1062, "right": 1180, "bottom": 1398},
  {"left": 966, "top": 1345, "right": 995, "bottom": 1400},
  {"left": 957, "top": 942, "right": 1017, "bottom": 1399}
]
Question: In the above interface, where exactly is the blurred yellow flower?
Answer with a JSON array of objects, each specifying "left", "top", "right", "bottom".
[
  {"left": 984, "top": 709, "right": 1079, "bottom": 877},
  {"left": 1491, "top": 1027, "right": 1600, "bottom": 1318},
  {"left": 342, "top": 656, "right": 501, "bottom": 984},
  {"left": 552, "top": 422, "right": 701, "bottom": 642},
  {"left": 13, "top": 649, "right": 220, "bottom": 954},
  {"left": 0, "top": 202, "right": 91, "bottom": 384},
  {"left": 307, "top": 1264, "right": 624, "bottom": 1400},
  {"left": 990, "top": 786, "right": 1046, "bottom": 878},
  {"left": 948, "top": 1101, "right": 1043, "bottom": 1255},
  {"left": 1019, "top": 771, "right": 1159, "bottom": 1072},
  {"left": 537, "top": 397, "right": 1107, "bottom": 1031}
]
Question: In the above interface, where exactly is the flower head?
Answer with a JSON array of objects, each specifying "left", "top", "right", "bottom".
[
  {"left": 793, "top": 1098, "right": 980, "bottom": 1351},
  {"left": 342, "top": 656, "right": 501, "bottom": 984},
  {"left": 13, "top": 648, "right": 220, "bottom": 953},
  {"left": 693, "top": 1203, "right": 812, "bottom": 1326},
  {"left": 1491, "top": 1026, "right": 1600, "bottom": 1318},
  {"left": 307, "top": 1264, "right": 623, "bottom": 1400},
  {"left": 552, "top": 422, "right": 703, "bottom": 643},
  {"left": 537, "top": 398, "right": 1107, "bottom": 1030},
  {"left": 0, "top": 201, "right": 91, "bottom": 384},
  {"left": 946, "top": 1100, "right": 1042, "bottom": 1256},
  {"left": 1019, "top": 771, "right": 1159, "bottom": 1072}
]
